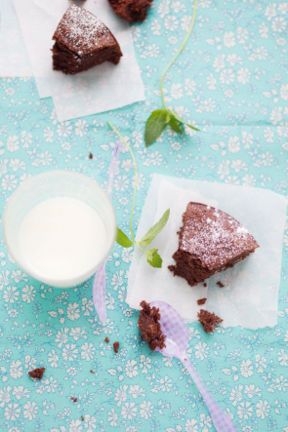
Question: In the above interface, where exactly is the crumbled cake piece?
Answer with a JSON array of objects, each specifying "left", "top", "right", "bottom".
[
  {"left": 138, "top": 301, "right": 165, "bottom": 350},
  {"left": 89, "top": 152, "right": 94, "bottom": 160},
  {"left": 113, "top": 341, "right": 120, "bottom": 353},
  {"left": 197, "top": 298, "right": 207, "bottom": 306},
  {"left": 216, "top": 281, "right": 225, "bottom": 288},
  {"left": 169, "top": 202, "right": 259, "bottom": 286},
  {"left": 90, "top": 369, "right": 95, "bottom": 374},
  {"left": 104, "top": 336, "right": 110, "bottom": 343},
  {"left": 70, "top": 396, "right": 78, "bottom": 403},
  {"left": 198, "top": 309, "right": 223, "bottom": 333},
  {"left": 108, "top": 0, "right": 153, "bottom": 23},
  {"left": 28, "top": 367, "right": 45, "bottom": 380},
  {"left": 52, "top": 5, "right": 122, "bottom": 74}
]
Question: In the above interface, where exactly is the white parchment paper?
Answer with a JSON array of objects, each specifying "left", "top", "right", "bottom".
[
  {"left": 127, "top": 175, "right": 287, "bottom": 329},
  {"left": 0, "top": 0, "right": 31, "bottom": 76},
  {"left": 13, "top": 0, "right": 145, "bottom": 120}
]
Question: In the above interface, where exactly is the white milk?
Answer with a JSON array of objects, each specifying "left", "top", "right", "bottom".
[{"left": 18, "top": 197, "right": 108, "bottom": 282}]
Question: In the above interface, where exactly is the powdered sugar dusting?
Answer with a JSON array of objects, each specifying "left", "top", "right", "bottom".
[
  {"left": 180, "top": 202, "right": 258, "bottom": 270},
  {"left": 54, "top": 5, "right": 115, "bottom": 55}
]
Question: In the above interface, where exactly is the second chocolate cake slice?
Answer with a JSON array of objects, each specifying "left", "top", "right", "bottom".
[
  {"left": 169, "top": 202, "right": 259, "bottom": 287},
  {"left": 108, "top": 0, "right": 153, "bottom": 23},
  {"left": 52, "top": 5, "right": 122, "bottom": 75}
]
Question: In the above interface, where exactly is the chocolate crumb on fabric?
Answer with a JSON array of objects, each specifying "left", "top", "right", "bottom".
[
  {"left": 203, "top": 282, "right": 207, "bottom": 287},
  {"left": 89, "top": 152, "right": 94, "bottom": 160},
  {"left": 104, "top": 336, "right": 110, "bottom": 343},
  {"left": 197, "top": 298, "right": 207, "bottom": 306},
  {"left": 198, "top": 309, "right": 223, "bottom": 333},
  {"left": 216, "top": 281, "right": 225, "bottom": 288},
  {"left": 80, "top": 415, "right": 85, "bottom": 421},
  {"left": 108, "top": 0, "right": 153, "bottom": 23},
  {"left": 113, "top": 341, "right": 120, "bottom": 353},
  {"left": 70, "top": 396, "right": 78, "bottom": 403},
  {"left": 90, "top": 369, "right": 95, "bottom": 374},
  {"left": 28, "top": 367, "right": 45, "bottom": 380},
  {"left": 138, "top": 300, "right": 166, "bottom": 350},
  {"left": 169, "top": 202, "right": 259, "bottom": 287}
]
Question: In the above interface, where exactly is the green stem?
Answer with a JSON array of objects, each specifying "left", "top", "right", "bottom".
[
  {"left": 108, "top": 122, "right": 138, "bottom": 243},
  {"left": 159, "top": 0, "right": 198, "bottom": 109}
]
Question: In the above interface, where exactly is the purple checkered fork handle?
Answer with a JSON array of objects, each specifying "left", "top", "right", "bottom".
[{"left": 151, "top": 301, "right": 237, "bottom": 432}]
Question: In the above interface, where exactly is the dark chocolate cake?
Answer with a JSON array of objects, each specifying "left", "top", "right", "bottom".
[
  {"left": 108, "top": 0, "right": 153, "bottom": 23},
  {"left": 198, "top": 309, "right": 223, "bottom": 333},
  {"left": 52, "top": 5, "right": 122, "bottom": 74},
  {"left": 169, "top": 202, "right": 259, "bottom": 286},
  {"left": 138, "top": 301, "right": 165, "bottom": 350}
]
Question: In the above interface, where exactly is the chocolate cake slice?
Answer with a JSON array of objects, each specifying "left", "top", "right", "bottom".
[
  {"left": 169, "top": 202, "right": 259, "bottom": 287},
  {"left": 138, "top": 301, "right": 166, "bottom": 350},
  {"left": 108, "top": 0, "right": 153, "bottom": 23},
  {"left": 52, "top": 5, "right": 122, "bottom": 75}
]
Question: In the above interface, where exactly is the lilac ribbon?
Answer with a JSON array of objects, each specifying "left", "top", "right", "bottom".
[{"left": 93, "top": 141, "right": 121, "bottom": 323}]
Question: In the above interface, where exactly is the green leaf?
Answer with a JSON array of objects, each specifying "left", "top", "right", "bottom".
[
  {"left": 146, "top": 248, "right": 163, "bottom": 268},
  {"left": 169, "top": 114, "right": 184, "bottom": 134},
  {"left": 144, "top": 109, "right": 171, "bottom": 147},
  {"left": 116, "top": 228, "right": 134, "bottom": 248},
  {"left": 138, "top": 209, "right": 170, "bottom": 248},
  {"left": 185, "top": 122, "right": 200, "bottom": 131}
]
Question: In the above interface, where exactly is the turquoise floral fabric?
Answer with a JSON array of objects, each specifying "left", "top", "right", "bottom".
[{"left": 0, "top": 0, "right": 288, "bottom": 431}]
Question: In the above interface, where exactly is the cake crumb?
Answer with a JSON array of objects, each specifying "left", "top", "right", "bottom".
[
  {"left": 113, "top": 341, "right": 120, "bottom": 353},
  {"left": 203, "top": 282, "right": 207, "bottom": 287},
  {"left": 28, "top": 367, "right": 45, "bottom": 380},
  {"left": 90, "top": 369, "right": 95, "bottom": 374},
  {"left": 138, "top": 300, "right": 166, "bottom": 351},
  {"left": 197, "top": 298, "right": 207, "bottom": 306},
  {"left": 80, "top": 415, "right": 85, "bottom": 421},
  {"left": 198, "top": 309, "right": 223, "bottom": 333},
  {"left": 89, "top": 152, "right": 93, "bottom": 159},
  {"left": 216, "top": 281, "right": 224, "bottom": 288},
  {"left": 70, "top": 396, "right": 78, "bottom": 403},
  {"left": 104, "top": 337, "right": 110, "bottom": 343}
]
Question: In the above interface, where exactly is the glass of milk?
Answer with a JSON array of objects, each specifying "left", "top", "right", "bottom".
[{"left": 3, "top": 171, "right": 116, "bottom": 288}]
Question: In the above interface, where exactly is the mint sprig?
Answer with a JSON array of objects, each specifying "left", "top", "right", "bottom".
[
  {"left": 115, "top": 209, "right": 170, "bottom": 268},
  {"left": 109, "top": 123, "right": 169, "bottom": 268},
  {"left": 144, "top": 0, "right": 199, "bottom": 147}
]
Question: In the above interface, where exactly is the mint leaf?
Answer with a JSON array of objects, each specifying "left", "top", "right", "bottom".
[
  {"left": 146, "top": 248, "right": 163, "bottom": 268},
  {"left": 138, "top": 209, "right": 170, "bottom": 248},
  {"left": 116, "top": 228, "right": 134, "bottom": 248},
  {"left": 144, "top": 109, "right": 170, "bottom": 147},
  {"left": 169, "top": 114, "right": 184, "bottom": 134},
  {"left": 185, "top": 122, "right": 200, "bottom": 131}
]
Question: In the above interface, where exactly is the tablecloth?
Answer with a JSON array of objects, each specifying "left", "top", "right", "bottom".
[{"left": 0, "top": 1, "right": 287, "bottom": 431}]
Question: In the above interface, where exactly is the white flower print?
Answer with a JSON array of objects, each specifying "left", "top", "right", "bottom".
[
  {"left": 185, "top": 419, "right": 198, "bottom": 432},
  {"left": 237, "top": 401, "right": 253, "bottom": 419},
  {"left": 278, "top": 349, "right": 288, "bottom": 366},
  {"left": 223, "top": 32, "right": 235, "bottom": 48},
  {"left": 3, "top": 287, "right": 19, "bottom": 303},
  {"left": 4, "top": 403, "right": 21, "bottom": 420},
  {"left": 125, "top": 360, "right": 138, "bottom": 378},
  {"left": 121, "top": 402, "right": 137, "bottom": 420},
  {"left": 81, "top": 343, "right": 95, "bottom": 361},
  {"left": 23, "top": 401, "right": 38, "bottom": 420},
  {"left": 237, "top": 68, "right": 250, "bottom": 84},
  {"left": 256, "top": 400, "right": 270, "bottom": 419},
  {"left": 139, "top": 355, "right": 151, "bottom": 373},
  {"left": 10, "top": 361, "right": 23, "bottom": 379},
  {"left": 230, "top": 385, "right": 243, "bottom": 406},
  {"left": 220, "top": 68, "right": 235, "bottom": 85},
  {"left": 227, "top": 136, "right": 240, "bottom": 153},
  {"left": 13, "top": 386, "right": 29, "bottom": 400},
  {"left": 140, "top": 400, "right": 153, "bottom": 419},
  {"left": 0, "top": 386, "right": 11, "bottom": 407},
  {"left": 22, "top": 285, "right": 35, "bottom": 303},
  {"left": 7, "top": 135, "right": 19, "bottom": 152},
  {"left": 171, "top": 83, "right": 183, "bottom": 99},
  {"left": 115, "top": 385, "right": 128, "bottom": 406},
  {"left": 108, "top": 408, "right": 118, "bottom": 427},
  {"left": 68, "top": 419, "right": 82, "bottom": 432},
  {"left": 244, "top": 384, "right": 261, "bottom": 398},
  {"left": 67, "top": 303, "right": 80, "bottom": 321},
  {"left": 129, "top": 385, "right": 144, "bottom": 399},
  {"left": 240, "top": 360, "right": 253, "bottom": 378},
  {"left": 2, "top": 174, "right": 17, "bottom": 191},
  {"left": 75, "top": 119, "right": 87, "bottom": 136},
  {"left": 62, "top": 343, "right": 79, "bottom": 361},
  {"left": 194, "top": 342, "right": 208, "bottom": 360},
  {"left": 48, "top": 350, "right": 59, "bottom": 368}
]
